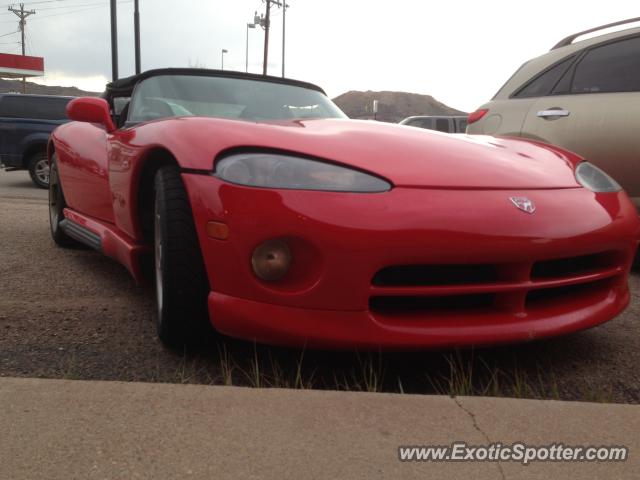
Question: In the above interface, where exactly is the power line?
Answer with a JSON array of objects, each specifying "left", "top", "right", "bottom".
[
  {"left": 1, "top": 44, "right": 20, "bottom": 52},
  {"left": 30, "top": 1, "right": 126, "bottom": 11},
  {"left": 0, "top": 0, "right": 129, "bottom": 27},
  {"left": 28, "top": 0, "right": 131, "bottom": 20},
  {"left": 25, "top": 27, "right": 33, "bottom": 54},
  {"left": 0, "top": 0, "right": 130, "bottom": 16},
  {"left": 0, "top": 1, "right": 81, "bottom": 13},
  {"left": 0, "top": 0, "right": 68, "bottom": 8}
]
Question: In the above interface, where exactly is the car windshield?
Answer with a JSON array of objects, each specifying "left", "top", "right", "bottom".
[{"left": 127, "top": 74, "right": 347, "bottom": 124}]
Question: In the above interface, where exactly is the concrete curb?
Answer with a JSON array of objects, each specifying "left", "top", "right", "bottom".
[{"left": 1, "top": 377, "right": 638, "bottom": 479}]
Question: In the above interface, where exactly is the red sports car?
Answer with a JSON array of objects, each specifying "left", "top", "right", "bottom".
[{"left": 48, "top": 68, "right": 639, "bottom": 349}]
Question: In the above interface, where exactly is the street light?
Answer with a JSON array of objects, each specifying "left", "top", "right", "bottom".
[
  {"left": 246, "top": 23, "right": 256, "bottom": 73},
  {"left": 221, "top": 48, "right": 228, "bottom": 70}
]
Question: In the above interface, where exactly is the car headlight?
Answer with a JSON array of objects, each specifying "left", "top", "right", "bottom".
[
  {"left": 575, "top": 162, "right": 622, "bottom": 193},
  {"left": 215, "top": 152, "right": 391, "bottom": 192}
]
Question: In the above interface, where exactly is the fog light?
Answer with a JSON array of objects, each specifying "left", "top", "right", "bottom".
[{"left": 251, "top": 239, "right": 292, "bottom": 281}]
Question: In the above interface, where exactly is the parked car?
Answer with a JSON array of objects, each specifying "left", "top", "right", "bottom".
[
  {"left": 466, "top": 18, "right": 640, "bottom": 213},
  {"left": 48, "top": 68, "right": 638, "bottom": 349},
  {"left": 0, "top": 93, "right": 73, "bottom": 188},
  {"left": 400, "top": 115, "right": 468, "bottom": 133}
]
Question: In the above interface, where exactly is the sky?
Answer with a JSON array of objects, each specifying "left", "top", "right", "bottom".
[{"left": 0, "top": 0, "right": 638, "bottom": 112}]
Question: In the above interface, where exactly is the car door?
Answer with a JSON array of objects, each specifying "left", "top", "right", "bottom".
[
  {"left": 58, "top": 120, "right": 115, "bottom": 223},
  {"left": 466, "top": 56, "right": 579, "bottom": 137},
  {"left": 521, "top": 35, "right": 640, "bottom": 209}
]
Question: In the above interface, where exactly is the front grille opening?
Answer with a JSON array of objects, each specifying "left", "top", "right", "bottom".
[
  {"left": 531, "top": 251, "right": 618, "bottom": 279},
  {"left": 370, "top": 294, "right": 496, "bottom": 314},
  {"left": 372, "top": 264, "right": 499, "bottom": 287},
  {"left": 526, "top": 278, "right": 614, "bottom": 308}
]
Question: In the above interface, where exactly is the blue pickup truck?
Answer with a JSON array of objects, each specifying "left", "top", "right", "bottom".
[{"left": 0, "top": 93, "right": 73, "bottom": 188}]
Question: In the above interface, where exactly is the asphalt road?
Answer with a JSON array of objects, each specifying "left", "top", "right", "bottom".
[{"left": 1, "top": 169, "right": 639, "bottom": 402}]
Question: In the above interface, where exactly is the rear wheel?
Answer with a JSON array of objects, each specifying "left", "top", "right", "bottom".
[
  {"left": 153, "top": 165, "right": 211, "bottom": 347},
  {"left": 49, "top": 154, "right": 78, "bottom": 248},
  {"left": 28, "top": 151, "right": 50, "bottom": 188}
]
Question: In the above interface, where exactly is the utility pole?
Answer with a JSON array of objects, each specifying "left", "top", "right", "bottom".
[
  {"left": 8, "top": 3, "right": 35, "bottom": 94},
  {"left": 109, "top": 0, "right": 118, "bottom": 80},
  {"left": 260, "top": 0, "right": 288, "bottom": 76},
  {"left": 133, "top": 0, "right": 141, "bottom": 74},
  {"left": 262, "top": 0, "right": 271, "bottom": 75},
  {"left": 281, "top": 1, "right": 286, "bottom": 78}
]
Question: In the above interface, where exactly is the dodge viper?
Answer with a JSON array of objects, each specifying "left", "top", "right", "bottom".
[{"left": 48, "top": 68, "right": 640, "bottom": 349}]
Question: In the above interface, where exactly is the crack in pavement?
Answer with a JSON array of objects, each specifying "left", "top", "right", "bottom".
[{"left": 454, "top": 396, "right": 506, "bottom": 480}]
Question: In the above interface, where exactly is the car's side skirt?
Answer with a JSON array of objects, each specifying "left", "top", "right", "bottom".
[
  {"left": 62, "top": 208, "right": 152, "bottom": 285},
  {"left": 59, "top": 218, "right": 102, "bottom": 251}
]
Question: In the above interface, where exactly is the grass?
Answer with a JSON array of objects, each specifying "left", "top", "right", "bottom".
[
  {"left": 217, "top": 344, "right": 235, "bottom": 386},
  {"left": 48, "top": 341, "right": 619, "bottom": 403},
  {"left": 60, "top": 352, "right": 79, "bottom": 380},
  {"left": 183, "top": 345, "right": 617, "bottom": 403}
]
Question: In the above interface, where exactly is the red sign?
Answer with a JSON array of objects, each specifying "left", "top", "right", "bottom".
[{"left": 0, "top": 52, "right": 44, "bottom": 78}]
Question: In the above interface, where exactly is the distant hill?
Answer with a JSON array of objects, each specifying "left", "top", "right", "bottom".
[
  {"left": 0, "top": 78, "right": 99, "bottom": 96},
  {"left": 333, "top": 90, "right": 466, "bottom": 123}
]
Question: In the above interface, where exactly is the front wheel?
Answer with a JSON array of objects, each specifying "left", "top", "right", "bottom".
[
  {"left": 28, "top": 151, "right": 50, "bottom": 188},
  {"left": 153, "top": 165, "right": 211, "bottom": 347}
]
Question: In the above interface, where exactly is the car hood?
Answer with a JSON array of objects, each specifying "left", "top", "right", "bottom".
[{"left": 141, "top": 117, "right": 583, "bottom": 189}]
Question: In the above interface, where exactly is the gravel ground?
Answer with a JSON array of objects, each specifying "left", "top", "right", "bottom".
[{"left": 1, "top": 170, "right": 639, "bottom": 402}]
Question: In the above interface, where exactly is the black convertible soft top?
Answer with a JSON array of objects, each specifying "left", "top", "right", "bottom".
[{"left": 104, "top": 68, "right": 327, "bottom": 98}]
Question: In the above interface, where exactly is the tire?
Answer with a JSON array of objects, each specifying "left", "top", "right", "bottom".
[
  {"left": 28, "top": 151, "right": 50, "bottom": 189},
  {"left": 49, "top": 154, "right": 79, "bottom": 248},
  {"left": 153, "top": 165, "right": 211, "bottom": 347}
]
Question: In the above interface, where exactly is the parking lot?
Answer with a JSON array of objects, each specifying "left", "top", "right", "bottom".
[{"left": 1, "top": 170, "right": 639, "bottom": 403}]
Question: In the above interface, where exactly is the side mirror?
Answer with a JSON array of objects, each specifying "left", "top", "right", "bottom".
[{"left": 66, "top": 97, "right": 116, "bottom": 132}]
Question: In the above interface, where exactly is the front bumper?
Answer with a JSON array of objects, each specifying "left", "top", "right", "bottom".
[
  {"left": 183, "top": 174, "right": 639, "bottom": 349},
  {"left": 208, "top": 286, "right": 629, "bottom": 349}
]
